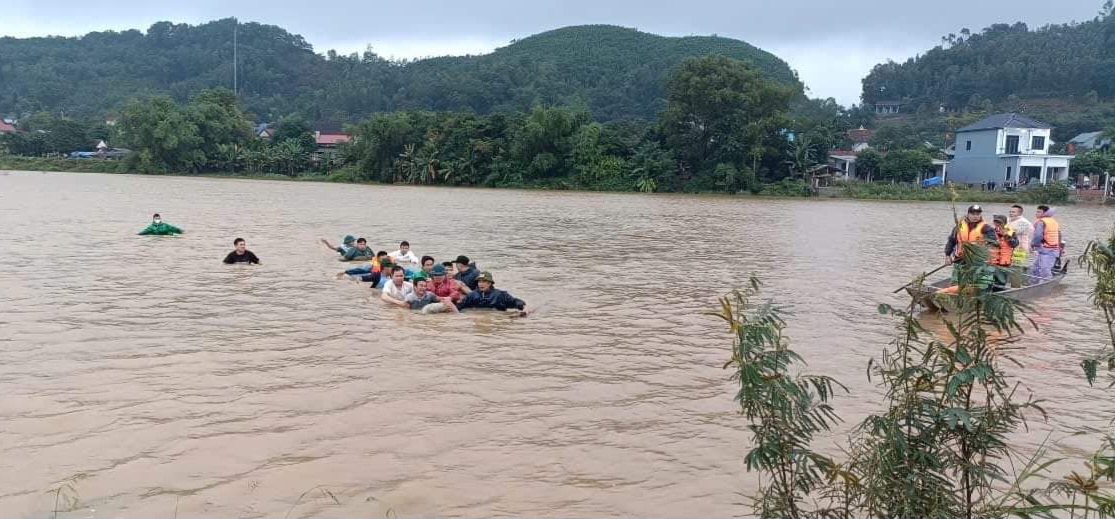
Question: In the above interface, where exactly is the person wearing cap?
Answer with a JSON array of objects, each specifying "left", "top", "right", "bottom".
[
  {"left": 428, "top": 264, "right": 471, "bottom": 303},
  {"left": 453, "top": 255, "right": 481, "bottom": 291},
  {"left": 137, "top": 213, "right": 183, "bottom": 235},
  {"left": 1030, "top": 205, "right": 1064, "bottom": 279},
  {"left": 454, "top": 271, "right": 527, "bottom": 315},
  {"left": 944, "top": 205, "right": 998, "bottom": 263},
  {"left": 320, "top": 235, "right": 356, "bottom": 255}
]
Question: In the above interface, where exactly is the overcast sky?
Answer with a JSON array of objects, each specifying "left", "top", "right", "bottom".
[{"left": 4, "top": 0, "right": 1103, "bottom": 106}]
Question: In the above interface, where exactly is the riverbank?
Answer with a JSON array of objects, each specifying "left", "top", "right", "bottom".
[{"left": 0, "top": 155, "right": 1091, "bottom": 204}]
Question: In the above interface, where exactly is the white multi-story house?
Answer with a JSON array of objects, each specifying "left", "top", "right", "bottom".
[{"left": 947, "top": 113, "right": 1072, "bottom": 186}]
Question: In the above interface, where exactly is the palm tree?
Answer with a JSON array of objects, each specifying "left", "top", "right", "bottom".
[{"left": 784, "top": 136, "right": 819, "bottom": 186}]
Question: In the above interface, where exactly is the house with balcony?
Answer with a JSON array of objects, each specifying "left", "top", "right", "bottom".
[{"left": 947, "top": 113, "right": 1072, "bottom": 186}]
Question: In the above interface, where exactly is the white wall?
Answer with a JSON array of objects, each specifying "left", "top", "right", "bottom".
[{"left": 1001, "top": 128, "right": 1051, "bottom": 154}]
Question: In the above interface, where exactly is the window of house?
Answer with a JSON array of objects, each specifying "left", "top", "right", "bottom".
[
  {"left": 1031, "top": 136, "right": 1045, "bottom": 150},
  {"left": 1006, "top": 135, "right": 1020, "bottom": 154},
  {"left": 965, "top": 140, "right": 972, "bottom": 151},
  {"left": 1006, "top": 166, "right": 1012, "bottom": 181}
]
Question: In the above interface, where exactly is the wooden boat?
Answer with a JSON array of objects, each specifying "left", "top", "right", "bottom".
[{"left": 905, "top": 267, "right": 1067, "bottom": 312}]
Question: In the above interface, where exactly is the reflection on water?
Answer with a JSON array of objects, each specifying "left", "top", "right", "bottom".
[{"left": 0, "top": 171, "right": 1112, "bottom": 517}]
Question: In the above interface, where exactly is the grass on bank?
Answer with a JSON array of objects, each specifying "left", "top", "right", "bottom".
[{"left": 0, "top": 155, "right": 1081, "bottom": 205}]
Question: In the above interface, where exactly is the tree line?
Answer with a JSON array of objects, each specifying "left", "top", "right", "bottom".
[
  {"left": 0, "top": 21, "right": 798, "bottom": 125},
  {"left": 5, "top": 56, "right": 892, "bottom": 194}
]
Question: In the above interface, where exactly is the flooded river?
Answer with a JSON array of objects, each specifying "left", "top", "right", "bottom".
[{"left": 1, "top": 170, "right": 1113, "bottom": 517}]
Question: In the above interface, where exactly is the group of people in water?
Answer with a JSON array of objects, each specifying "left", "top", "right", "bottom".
[
  {"left": 135, "top": 213, "right": 528, "bottom": 316},
  {"left": 943, "top": 203, "right": 1064, "bottom": 290},
  {"left": 320, "top": 235, "right": 529, "bottom": 315}
]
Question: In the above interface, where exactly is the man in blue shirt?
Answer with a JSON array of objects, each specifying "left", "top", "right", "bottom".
[{"left": 455, "top": 271, "right": 527, "bottom": 316}]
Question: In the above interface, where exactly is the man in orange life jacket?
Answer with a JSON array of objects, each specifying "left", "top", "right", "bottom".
[
  {"left": 939, "top": 205, "right": 998, "bottom": 295},
  {"left": 1030, "top": 205, "right": 1064, "bottom": 279},
  {"left": 944, "top": 205, "right": 998, "bottom": 264}
]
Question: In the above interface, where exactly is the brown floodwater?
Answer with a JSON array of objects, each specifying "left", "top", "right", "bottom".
[{"left": 1, "top": 170, "right": 1113, "bottom": 517}]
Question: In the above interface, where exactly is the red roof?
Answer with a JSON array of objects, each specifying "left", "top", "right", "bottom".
[
  {"left": 316, "top": 132, "right": 351, "bottom": 146},
  {"left": 0, "top": 121, "right": 17, "bottom": 133}
]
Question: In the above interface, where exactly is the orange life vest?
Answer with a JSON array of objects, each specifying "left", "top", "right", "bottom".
[
  {"left": 992, "top": 229, "right": 1015, "bottom": 266},
  {"left": 955, "top": 220, "right": 987, "bottom": 257},
  {"left": 1038, "top": 216, "right": 1060, "bottom": 249}
]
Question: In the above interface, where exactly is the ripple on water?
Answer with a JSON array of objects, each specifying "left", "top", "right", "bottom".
[{"left": 0, "top": 172, "right": 1112, "bottom": 517}]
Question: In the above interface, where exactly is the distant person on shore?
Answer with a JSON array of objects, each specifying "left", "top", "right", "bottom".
[
  {"left": 454, "top": 271, "right": 527, "bottom": 316},
  {"left": 137, "top": 213, "right": 183, "bottom": 235},
  {"left": 1007, "top": 204, "right": 1033, "bottom": 264},
  {"left": 381, "top": 266, "right": 414, "bottom": 307},
  {"left": 453, "top": 255, "right": 481, "bottom": 291},
  {"left": 223, "top": 238, "right": 260, "bottom": 264},
  {"left": 321, "top": 235, "right": 356, "bottom": 255},
  {"left": 1030, "top": 205, "right": 1064, "bottom": 279}
]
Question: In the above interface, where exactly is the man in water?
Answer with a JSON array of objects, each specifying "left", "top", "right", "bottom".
[
  {"left": 337, "top": 250, "right": 389, "bottom": 280},
  {"left": 138, "top": 213, "right": 183, "bottom": 235},
  {"left": 342, "top": 238, "right": 375, "bottom": 261},
  {"left": 405, "top": 278, "right": 458, "bottom": 313},
  {"left": 419, "top": 256, "right": 436, "bottom": 277},
  {"left": 428, "top": 264, "right": 470, "bottom": 303},
  {"left": 223, "top": 238, "right": 260, "bottom": 264},
  {"left": 453, "top": 255, "right": 480, "bottom": 291},
  {"left": 1007, "top": 204, "right": 1033, "bottom": 264},
  {"left": 390, "top": 241, "right": 420, "bottom": 268},
  {"left": 320, "top": 235, "right": 356, "bottom": 255},
  {"left": 1030, "top": 205, "right": 1064, "bottom": 279},
  {"left": 454, "top": 272, "right": 528, "bottom": 316},
  {"left": 380, "top": 266, "right": 414, "bottom": 307}
]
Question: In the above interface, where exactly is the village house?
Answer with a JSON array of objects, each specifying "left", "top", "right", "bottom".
[
  {"left": 946, "top": 113, "right": 1072, "bottom": 187},
  {"left": 0, "top": 120, "right": 18, "bottom": 134},
  {"left": 313, "top": 131, "right": 351, "bottom": 164},
  {"left": 1067, "top": 131, "right": 1111, "bottom": 154}
]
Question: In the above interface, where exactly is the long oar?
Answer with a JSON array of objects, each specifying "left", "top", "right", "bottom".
[{"left": 893, "top": 263, "right": 951, "bottom": 294}]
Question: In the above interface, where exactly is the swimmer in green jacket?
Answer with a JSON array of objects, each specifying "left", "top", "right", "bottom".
[{"left": 137, "top": 213, "right": 184, "bottom": 235}]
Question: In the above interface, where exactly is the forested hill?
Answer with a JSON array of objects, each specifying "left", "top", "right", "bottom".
[
  {"left": 861, "top": 10, "right": 1115, "bottom": 107},
  {"left": 0, "top": 20, "right": 799, "bottom": 123}
]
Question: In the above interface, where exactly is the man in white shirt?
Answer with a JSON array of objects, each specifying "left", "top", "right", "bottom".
[
  {"left": 380, "top": 266, "right": 414, "bottom": 307},
  {"left": 390, "top": 240, "right": 421, "bottom": 268},
  {"left": 1007, "top": 204, "right": 1033, "bottom": 263}
]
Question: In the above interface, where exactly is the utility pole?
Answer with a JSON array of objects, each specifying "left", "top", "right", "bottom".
[{"left": 233, "top": 17, "right": 238, "bottom": 96}]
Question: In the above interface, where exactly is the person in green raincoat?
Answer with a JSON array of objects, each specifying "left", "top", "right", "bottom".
[{"left": 137, "top": 213, "right": 184, "bottom": 235}]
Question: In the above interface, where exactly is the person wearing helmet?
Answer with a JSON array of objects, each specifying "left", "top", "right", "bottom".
[
  {"left": 453, "top": 271, "right": 527, "bottom": 316},
  {"left": 320, "top": 234, "right": 356, "bottom": 255}
]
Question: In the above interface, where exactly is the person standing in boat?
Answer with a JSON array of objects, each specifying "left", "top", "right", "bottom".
[
  {"left": 945, "top": 205, "right": 998, "bottom": 264},
  {"left": 1030, "top": 205, "right": 1064, "bottom": 279},
  {"left": 1007, "top": 204, "right": 1033, "bottom": 264},
  {"left": 990, "top": 215, "right": 1020, "bottom": 287}
]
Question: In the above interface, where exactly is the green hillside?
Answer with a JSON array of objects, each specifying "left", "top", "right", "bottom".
[{"left": 0, "top": 21, "right": 799, "bottom": 123}]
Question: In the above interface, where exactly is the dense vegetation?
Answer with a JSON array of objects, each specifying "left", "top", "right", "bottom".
[
  {"left": 4, "top": 56, "right": 865, "bottom": 195},
  {"left": 862, "top": 3, "right": 1115, "bottom": 108},
  {"left": 0, "top": 21, "right": 798, "bottom": 124}
]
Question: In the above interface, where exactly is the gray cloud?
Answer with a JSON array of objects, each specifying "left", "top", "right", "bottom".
[{"left": 5, "top": 0, "right": 1103, "bottom": 106}]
